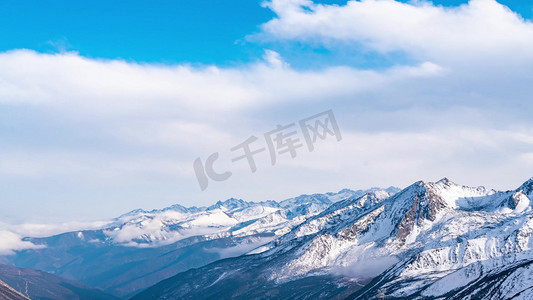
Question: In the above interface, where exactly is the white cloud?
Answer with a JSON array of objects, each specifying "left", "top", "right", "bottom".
[
  {"left": 333, "top": 255, "right": 399, "bottom": 278},
  {"left": 263, "top": 49, "right": 289, "bottom": 68},
  {"left": 0, "top": 220, "right": 113, "bottom": 255},
  {"left": 0, "top": 221, "right": 110, "bottom": 238},
  {"left": 0, "top": 230, "right": 43, "bottom": 255},
  {"left": 0, "top": 49, "right": 439, "bottom": 114},
  {"left": 205, "top": 236, "right": 276, "bottom": 258},
  {"left": 260, "top": 0, "right": 533, "bottom": 62}
]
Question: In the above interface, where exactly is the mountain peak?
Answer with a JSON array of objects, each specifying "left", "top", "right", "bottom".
[
  {"left": 209, "top": 198, "right": 249, "bottom": 210},
  {"left": 520, "top": 177, "right": 533, "bottom": 187},
  {"left": 117, "top": 208, "right": 147, "bottom": 219},
  {"left": 519, "top": 177, "right": 533, "bottom": 196},
  {"left": 160, "top": 204, "right": 190, "bottom": 213},
  {"left": 436, "top": 177, "right": 455, "bottom": 185}
]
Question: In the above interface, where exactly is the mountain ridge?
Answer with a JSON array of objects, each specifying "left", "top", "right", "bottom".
[
  {"left": 0, "top": 279, "right": 29, "bottom": 300},
  {"left": 0, "top": 264, "right": 118, "bottom": 300}
]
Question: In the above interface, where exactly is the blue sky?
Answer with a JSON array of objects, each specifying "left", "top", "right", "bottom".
[
  {"left": 0, "top": 0, "right": 273, "bottom": 65},
  {"left": 1, "top": 0, "right": 533, "bottom": 224}
]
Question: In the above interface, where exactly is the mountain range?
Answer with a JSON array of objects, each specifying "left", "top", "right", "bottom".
[
  {"left": 132, "top": 178, "right": 533, "bottom": 300},
  {"left": 1, "top": 187, "right": 397, "bottom": 298},
  {"left": 2, "top": 179, "right": 533, "bottom": 299}
]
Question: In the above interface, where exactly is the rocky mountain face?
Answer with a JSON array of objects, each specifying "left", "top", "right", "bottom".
[
  {"left": 1, "top": 188, "right": 392, "bottom": 298},
  {"left": 132, "top": 178, "right": 533, "bottom": 300},
  {"left": 0, "top": 264, "right": 117, "bottom": 300}
]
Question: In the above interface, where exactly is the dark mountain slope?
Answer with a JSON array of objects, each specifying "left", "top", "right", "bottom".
[{"left": 0, "top": 264, "right": 118, "bottom": 300}]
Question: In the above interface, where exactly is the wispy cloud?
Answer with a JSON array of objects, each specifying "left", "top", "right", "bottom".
[
  {"left": 0, "top": 231, "right": 43, "bottom": 255},
  {"left": 205, "top": 236, "right": 276, "bottom": 259},
  {"left": 0, "top": 221, "right": 110, "bottom": 238}
]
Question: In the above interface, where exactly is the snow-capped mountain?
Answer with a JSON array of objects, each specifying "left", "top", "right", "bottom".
[
  {"left": 1, "top": 187, "right": 395, "bottom": 298},
  {"left": 104, "top": 188, "right": 399, "bottom": 247},
  {"left": 133, "top": 178, "right": 533, "bottom": 300}
]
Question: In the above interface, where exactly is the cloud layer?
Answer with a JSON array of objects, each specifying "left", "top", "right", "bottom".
[{"left": 0, "top": 231, "right": 42, "bottom": 255}]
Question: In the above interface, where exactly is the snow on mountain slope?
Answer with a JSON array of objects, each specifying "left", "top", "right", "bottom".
[
  {"left": 132, "top": 177, "right": 533, "bottom": 300},
  {"left": 104, "top": 188, "right": 395, "bottom": 247},
  {"left": 271, "top": 178, "right": 532, "bottom": 281},
  {"left": 280, "top": 177, "right": 533, "bottom": 298}
]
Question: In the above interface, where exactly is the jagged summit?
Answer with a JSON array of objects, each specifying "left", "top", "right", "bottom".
[
  {"left": 116, "top": 208, "right": 148, "bottom": 219},
  {"left": 208, "top": 198, "right": 249, "bottom": 210},
  {"left": 158, "top": 203, "right": 191, "bottom": 213},
  {"left": 519, "top": 177, "right": 533, "bottom": 195},
  {"left": 436, "top": 177, "right": 451, "bottom": 184},
  {"left": 435, "top": 177, "right": 460, "bottom": 187},
  {"left": 413, "top": 180, "right": 425, "bottom": 186}
]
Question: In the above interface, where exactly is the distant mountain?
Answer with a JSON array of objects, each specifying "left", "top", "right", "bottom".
[
  {"left": 0, "top": 279, "right": 29, "bottom": 300},
  {"left": 0, "top": 264, "right": 117, "bottom": 300},
  {"left": 1, "top": 188, "right": 394, "bottom": 298},
  {"left": 132, "top": 178, "right": 533, "bottom": 300}
]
